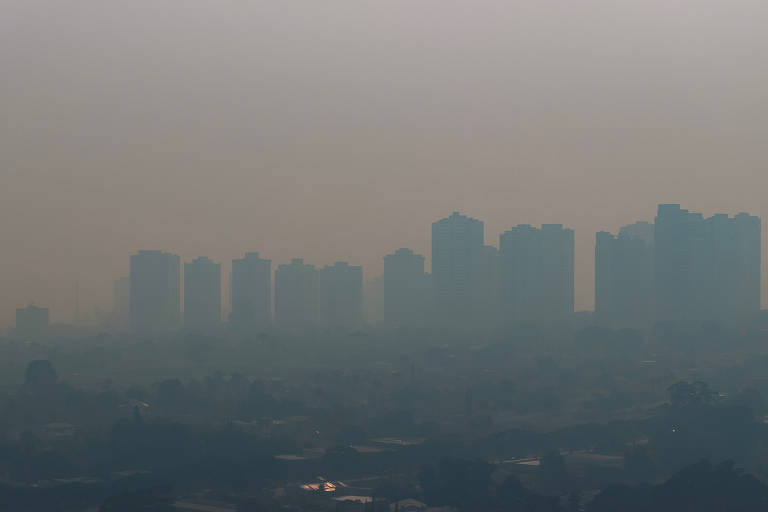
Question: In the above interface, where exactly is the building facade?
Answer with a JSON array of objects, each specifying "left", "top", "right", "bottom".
[
  {"left": 130, "top": 250, "right": 181, "bottom": 332},
  {"left": 230, "top": 252, "right": 271, "bottom": 331},
  {"left": 499, "top": 224, "right": 574, "bottom": 322},
  {"left": 595, "top": 222, "right": 653, "bottom": 327},
  {"left": 317, "top": 262, "right": 363, "bottom": 330},
  {"left": 383, "top": 248, "right": 430, "bottom": 327},
  {"left": 431, "top": 212, "right": 485, "bottom": 325},
  {"left": 275, "top": 258, "right": 317, "bottom": 330},
  {"left": 654, "top": 205, "right": 761, "bottom": 325}
]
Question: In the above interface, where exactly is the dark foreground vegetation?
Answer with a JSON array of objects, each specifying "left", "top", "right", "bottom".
[{"left": 2, "top": 321, "right": 768, "bottom": 510}]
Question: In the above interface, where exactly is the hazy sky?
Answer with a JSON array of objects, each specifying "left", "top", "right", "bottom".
[{"left": 3, "top": 0, "right": 768, "bottom": 327}]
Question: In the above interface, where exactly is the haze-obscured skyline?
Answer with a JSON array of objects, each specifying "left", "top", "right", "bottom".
[{"left": 3, "top": 0, "right": 768, "bottom": 326}]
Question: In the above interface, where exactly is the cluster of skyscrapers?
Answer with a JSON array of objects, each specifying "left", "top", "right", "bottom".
[
  {"left": 108, "top": 204, "right": 762, "bottom": 334},
  {"left": 125, "top": 251, "right": 363, "bottom": 333},
  {"left": 596, "top": 205, "right": 761, "bottom": 327},
  {"left": 429, "top": 212, "right": 575, "bottom": 327},
  {"left": 121, "top": 211, "right": 575, "bottom": 333}
]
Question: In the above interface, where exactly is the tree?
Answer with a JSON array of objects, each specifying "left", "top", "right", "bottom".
[
  {"left": 589, "top": 459, "right": 768, "bottom": 512},
  {"left": 540, "top": 451, "right": 568, "bottom": 495},
  {"left": 420, "top": 458, "right": 560, "bottom": 511},
  {"left": 568, "top": 490, "right": 581, "bottom": 512},
  {"left": 732, "top": 388, "right": 765, "bottom": 415},
  {"left": 420, "top": 458, "right": 494, "bottom": 510}
]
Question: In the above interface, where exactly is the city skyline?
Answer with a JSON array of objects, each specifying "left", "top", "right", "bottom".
[
  {"left": 6, "top": 204, "right": 766, "bottom": 331},
  {"left": 6, "top": 205, "right": 768, "bottom": 329}
]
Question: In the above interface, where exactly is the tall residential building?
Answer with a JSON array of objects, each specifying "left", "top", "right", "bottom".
[
  {"left": 15, "top": 304, "right": 49, "bottom": 338},
  {"left": 184, "top": 257, "right": 221, "bottom": 331},
  {"left": 653, "top": 204, "right": 700, "bottom": 324},
  {"left": 730, "top": 213, "right": 761, "bottom": 315},
  {"left": 317, "top": 262, "right": 363, "bottom": 330},
  {"left": 595, "top": 221, "right": 654, "bottom": 327},
  {"left": 383, "top": 248, "right": 430, "bottom": 327},
  {"left": 539, "top": 224, "right": 575, "bottom": 317},
  {"left": 275, "top": 258, "right": 317, "bottom": 330},
  {"left": 130, "top": 250, "right": 181, "bottom": 332},
  {"left": 653, "top": 204, "right": 761, "bottom": 325},
  {"left": 431, "top": 212, "right": 485, "bottom": 324},
  {"left": 707, "top": 212, "right": 761, "bottom": 320},
  {"left": 499, "top": 224, "right": 538, "bottom": 322},
  {"left": 499, "top": 224, "right": 574, "bottom": 322},
  {"left": 230, "top": 252, "right": 271, "bottom": 331}
]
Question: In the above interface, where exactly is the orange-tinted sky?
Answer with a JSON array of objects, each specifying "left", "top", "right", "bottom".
[{"left": 2, "top": 0, "right": 768, "bottom": 326}]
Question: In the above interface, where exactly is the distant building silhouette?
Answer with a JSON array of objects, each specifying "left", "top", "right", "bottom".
[
  {"left": 595, "top": 222, "right": 653, "bottom": 327},
  {"left": 383, "top": 248, "right": 430, "bottom": 327},
  {"left": 432, "top": 212, "right": 485, "bottom": 324},
  {"left": 184, "top": 257, "right": 221, "bottom": 331},
  {"left": 499, "top": 224, "right": 538, "bottom": 322},
  {"left": 618, "top": 221, "right": 654, "bottom": 244},
  {"left": 500, "top": 224, "right": 574, "bottom": 322},
  {"left": 317, "top": 262, "right": 363, "bottom": 330},
  {"left": 230, "top": 252, "right": 271, "bottom": 332},
  {"left": 275, "top": 258, "right": 317, "bottom": 330},
  {"left": 710, "top": 212, "right": 761, "bottom": 320},
  {"left": 76, "top": 203, "right": 765, "bottom": 335},
  {"left": 15, "top": 304, "right": 49, "bottom": 338},
  {"left": 654, "top": 204, "right": 701, "bottom": 324},
  {"left": 654, "top": 204, "right": 760, "bottom": 325},
  {"left": 129, "top": 250, "right": 181, "bottom": 332}
]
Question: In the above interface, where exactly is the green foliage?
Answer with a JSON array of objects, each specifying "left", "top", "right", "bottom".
[{"left": 589, "top": 460, "right": 768, "bottom": 512}]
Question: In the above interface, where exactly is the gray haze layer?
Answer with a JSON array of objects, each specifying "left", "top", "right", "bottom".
[{"left": 2, "top": 0, "right": 768, "bottom": 326}]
